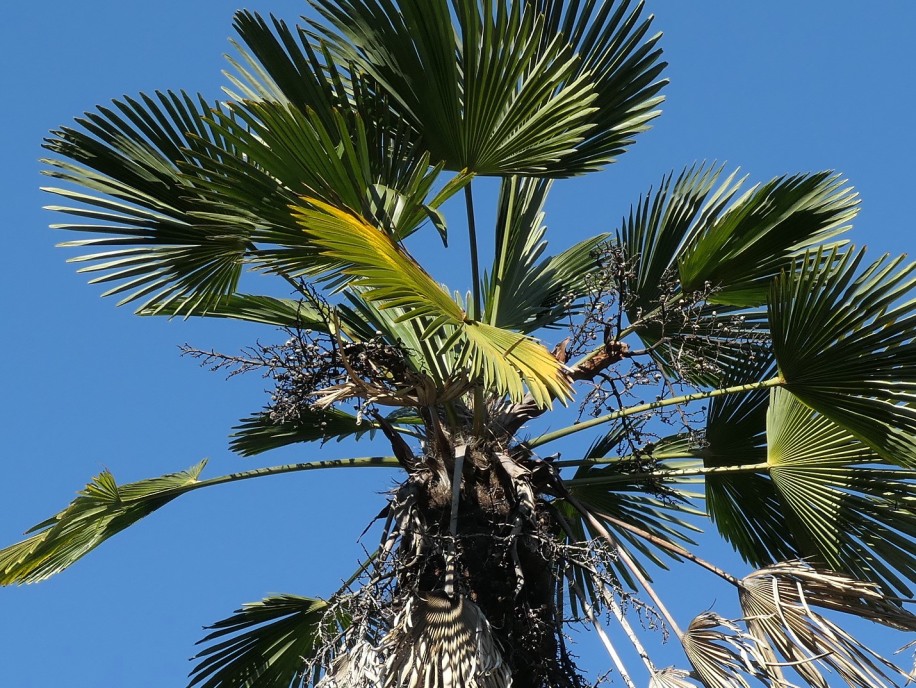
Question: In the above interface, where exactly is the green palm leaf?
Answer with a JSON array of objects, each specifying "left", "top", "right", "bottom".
[
  {"left": 138, "top": 294, "right": 327, "bottom": 328},
  {"left": 483, "top": 176, "right": 609, "bottom": 332},
  {"left": 766, "top": 388, "right": 916, "bottom": 595},
  {"left": 291, "top": 198, "right": 572, "bottom": 406},
  {"left": 189, "top": 595, "right": 333, "bottom": 688},
  {"left": 530, "top": 0, "right": 667, "bottom": 172},
  {"left": 0, "top": 461, "right": 206, "bottom": 584},
  {"left": 617, "top": 164, "right": 771, "bottom": 386},
  {"left": 43, "top": 92, "right": 261, "bottom": 314},
  {"left": 230, "top": 409, "right": 374, "bottom": 457},
  {"left": 310, "top": 0, "right": 665, "bottom": 176},
  {"left": 770, "top": 247, "right": 916, "bottom": 467},
  {"left": 230, "top": 407, "right": 422, "bottom": 457},
  {"left": 208, "top": 96, "right": 465, "bottom": 253},
  {"left": 700, "top": 357, "right": 800, "bottom": 567},
  {"left": 678, "top": 171, "right": 858, "bottom": 305},
  {"left": 226, "top": 9, "right": 469, "bottom": 243}
]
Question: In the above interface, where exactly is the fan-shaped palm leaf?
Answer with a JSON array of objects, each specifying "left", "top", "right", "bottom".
[
  {"left": 0, "top": 461, "right": 206, "bottom": 584},
  {"left": 227, "top": 9, "right": 461, "bottom": 241},
  {"left": 739, "top": 563, "right": 916, "bottom": 688},
  {"left": 677, "top": 172, "right": 858, "bottom": 305},
  {"left": 617, "top": 165, "right": 765, "bottom": 386},
  {"left": 770, "top": 247, "right": 916, "bottom": 467},
  {"left": 189, "top": 595, "right": 333, "bottom": 688},
  {"left": 310, "top": 0, "right": 665, "bottom": 176},
  {"left": 617, "top": 164, "right": 855, "bottom": 386},
  {"left": 230, "top": 407, "right": 423, "bottom": 457},
  {"left": 700, "top": 356, "right": 801, "bottom": 567},
  {"left": 138, "top": 294, "right": 327, "bottom": 327},
  {"left": 765, "top": 387, "right": 916, "bottom": 595},
  {"left": 230, "top": 408, "right": 375, "bottom": 457},
  {"left": 43, "top": 92, "right": 262, "bottom": 314},
  {"left": 483, "top": 175, "right": 610, "bottom": 332},
  {"left": 680, "top": 612, "right": 770, "bottom": 688},
  {"left": 291, "top": 197, "right": 572, "bottom": 406}
]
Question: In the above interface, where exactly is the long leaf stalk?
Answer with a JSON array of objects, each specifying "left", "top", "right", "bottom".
[
  {"left": 464, "top": 182, "right": 487, "bottom": 434},
  {"left": 598, "top": 511, "right": 740, "bottom": 587},
  {"left": 529, "top": 376, "right": 785, "bottom": 448},
  {"left": 564, "top": 490, "right": 685, "bottom": 639},
  {"left": 564, "top": 566, "right": 638, "bottom": 688},
  {"left": 464, "top": 182, "right": 482, "bottom": 320},
  {"left": 564, "top": 462, "right": 772, "bottom": 485},
  {"left": 162, "top": 456, "right": 401, "bottom": 500}
]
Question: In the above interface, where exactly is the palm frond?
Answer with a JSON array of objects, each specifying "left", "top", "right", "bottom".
[
  {"left": 223, "top": 11, "right": 469, "bottom": 243},
  {"left": 379, "top": 593, "right": 511, "bottom": 688},
  {"left": 701, "top": 356, "right": 801, "bottom": 567},
  {"left": 678, "top": 172, "right": 858, "bottom": 306},
  {"left": 529, "top": 0, "right": 667, "bottom": 172},
  {"left": 43, "top": 92, "right": 261, "bottom": 314},
  {"left": 483, "top": 175, "right": 609, "bottom": 332},
  {"left": 617, "top": 164, "right": 772, "bottom": 386},
  {"left": 0, "top": 461, "right": 206, "bottom": 584},
  {"left": 291, "top": 198, "right": 572, "bottom": 406},
  {"left": 765, "top": 387, "right": 916, "bottom": 595},
  {"left": 138, "top": 294, "right": 328, "bottom": 328},
  {"left": 681, "top": 612, "right": 771, "bottom": 688},
  {"left": 770, "top": 247, "right": 916, "bottom": 467},
  {"left": 230, "top": 409, "right": 375, "bottom": 457},
  {"left": 230, "top": 408, "right": 423, "bottom": 457},
  {"left": 189, "top": 595, "right": 333, "bottom": 688},
  {"left": 310, "top": 0, "right": 665, "bottom": 176},
  {"left": 739, "top": 562, "right": 916, "bottom": 688}
]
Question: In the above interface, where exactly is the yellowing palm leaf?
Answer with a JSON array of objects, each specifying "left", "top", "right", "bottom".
[{"left": 291, "top": 198, "right": 571, "bottom": 406}]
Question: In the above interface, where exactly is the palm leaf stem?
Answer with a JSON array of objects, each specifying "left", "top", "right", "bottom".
[
  {"left": 464, "top": 182, "right": 486, "bottom": 434},
  {"left": 159, "top": 456, "right": 401, "bottom": 500},
  {"left": 598, "top": 510, "right": 740, "bottom": 587},
  {"left": 529, "top": 376, "right": 784, "bottom": 448},
  {"left": 562, "top": 489, "right": 684, "bottom": 638},
  {"left": 564, "top": 462, "right": 770, "bottom": 484},
  {"left": 563, "top": 565, "right": 638, "bottom": 688},
  {"left": 465, "top": 182, "right": 482, "bottom": 321}
]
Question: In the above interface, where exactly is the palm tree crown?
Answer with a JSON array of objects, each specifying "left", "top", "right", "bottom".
[{"left": 4, "top": 1, "right": 915, "bottom": 687}]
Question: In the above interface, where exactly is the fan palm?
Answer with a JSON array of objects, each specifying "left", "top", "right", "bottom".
[{"left": 4, "top": 1, "right": 915, "bottom": 686}]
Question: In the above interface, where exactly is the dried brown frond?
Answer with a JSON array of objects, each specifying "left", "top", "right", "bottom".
[
  {"left": 381, "top": 592, "right": 512, "bottom": 688},
  {"left": 740, "top": 562, "right": 916, "bottom": 688},
  {"left": 681, "top": 612, "right": 773, "bottom": 688}
]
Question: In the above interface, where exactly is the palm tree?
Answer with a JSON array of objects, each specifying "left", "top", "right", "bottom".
[{"left": 3, "top": 1, "right": 915, "bottom": 686}]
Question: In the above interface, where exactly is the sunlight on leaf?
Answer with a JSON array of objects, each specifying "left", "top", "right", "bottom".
[
  {"left": 739, "top": 562, "right": 916, "bottom": 688},
  {"left": 0, "top": 461, "right": 206, "bottom": 585},
  {"left": 771, "top": 247, "right": 916, "bottom": 467}
]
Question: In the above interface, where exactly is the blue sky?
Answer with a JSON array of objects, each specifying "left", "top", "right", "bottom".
[{"left": 2, "top": 2, "right": 914, "bottom": 686}]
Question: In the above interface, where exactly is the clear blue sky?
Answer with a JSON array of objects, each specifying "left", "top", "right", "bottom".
[{"left": 2, "top": 2, "right": 914, "bottom": 686}]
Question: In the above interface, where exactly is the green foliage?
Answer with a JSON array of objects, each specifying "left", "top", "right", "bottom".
[
  {"left": 771, "top": 247, "right": 916, "bottom": 467},
  {"left": 190, "top": 595, "right": 333, "bottom": 688},
  {"left": 9, "top": 1, "right": 916, "bottom": 686},
  {"left": 0, "top": 461, "right": 206, "bottom": 584}
]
